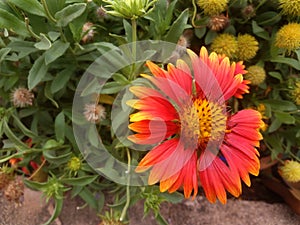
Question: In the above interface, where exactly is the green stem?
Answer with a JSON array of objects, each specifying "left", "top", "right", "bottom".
[
  {"left": 25, "top": 17, "right": 40, "bottom": 40},
  {"left": 120, "top": 148, "right": 131, "bottom": 222},
  {"left": 129, "top": 18, "right": 137, "bottom": 81},
  {"left": 41, "top": 0, "right": 57, "bottom": 23},
  {"left": 191, "top": 0, "right": 204, "bottom": 29}
]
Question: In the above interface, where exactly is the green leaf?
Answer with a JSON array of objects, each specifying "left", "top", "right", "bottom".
[
  {"left": 61, "top": 175, "right": 98, "bottom": 186},
  {"left": 34, "top": 33, "right": 52, "bottom": 50},
  {"left": 0, "top": 47, "right": 11, "bottom": 63},
  {"left": 252, "top": 20, "right": 270, "bottom": 40},
  {"left": 160, "top": 191, "right": 184, "bottom": 203},
  {"left": 51, "top": 67, "right": 75, "bottom": 93},
  {"left": 55, "top": 111, "right": 65, "bottom": 142},
  {"left": 270, "top": 56, "right": 300, "bottom": 70},
  {"left": 205, "top": 29, "right": 218, "bottom": 45},
  {"left": 195, "top": 27, "right": 206, "bottom": 39},
  {"left": 42, "top": 198, "right": 63, "bottom": 225},
  {"left": 45, "top": 81, "right": 59, "bottom": 108},
  {"left": 164, "top": 9, "right": 189, "bottom": 43},
  {"left": 274, "top": 112, "right": 295, "bottom": 125},
  {"left": 268, "top": 71, "right": 282, "bottom": 82},
  {"left": 262, "top": 99, "right": 297, "bottom": 111},
  {"left": 8, "top": 0, "right": 46, "bottom": 17},
  {"left": 11, "top": 113, "right": 38, "bottom": 138},
  {"left": 43, "top": 148, "right": 72, "bottom": 165},
  {"left": 48, "top": 31, "right": 60, "bottom": 41},
  {"left": 45, "top": 40, "right": 70, "bottom": 65},
  {"left": 256, "top": 11, "right": 281, "bottom": 26},
  {"left": 45, "top": 0, "right": 66, "bottom": 15},
  {"left": 0, "top": 8, "right": 30, "bottom": 37},
  {"left": 79, "top": 187, "right": 98, "bottom": 210},
  {"left": 28, "top": 54, "right": 48, "bottom": 90},
  {"left": 7, "top": 39, "right": 38, "bottom": 58},
  {"left": 123, "top": 19, "right": 132, "bottom": 42},
  {"left": 101, "top": 81, "right": 125, "bottom": 94},
  {"left": 55, "top": 3, "right": 87, "bottom": 27}
]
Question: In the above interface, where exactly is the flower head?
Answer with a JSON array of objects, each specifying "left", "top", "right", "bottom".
[
  {"left": 207, "top": 14, "right": 229, "bottom": 31},
  {"left": 275, "top": 23, "right": 300, "bottom": 53},
  {"left": 279, "top": 0, "right": 300, "bottom": 17},
  {"left": 81, "top": 22, "right": 95, "bottom": 43},
  {"left": 103, "top": 0, "right": 157, "bottom": 19},
  {"left": 211, "top": 33, "right": 238, "bottom": 59},
  {"left": 242, "top": 4, "right": 256, "bottom": 19},
  {"left": 236, "top": 34, "right": 259, "bottom": 61},
  {"left": 291, "top": 81, "right": 300, "bottom": 105},
  {"left": 279, "top": 160, "right": 300, "bottom": 183},
  {"left": 127, "top": 47, "right": 262, "bottom": 204},
  {"left": 67, "top": 156, "right": 82, "bottom": 172},
  {"left": 84, "top": 104, "right": 106, "bottom": 123},
  {"left": 244, "top": 65, "right": 266, "bottom": 86},
  {"left": 10, "top": 87, "right": 34, "bottom": 108},
  {"left": 197, "top": 0, "right": 228, "bottom": 16}
]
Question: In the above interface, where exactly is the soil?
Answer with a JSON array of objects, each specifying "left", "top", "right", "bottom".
[{"left": 1, "top": 177, "right": 300, "bottom": 225}]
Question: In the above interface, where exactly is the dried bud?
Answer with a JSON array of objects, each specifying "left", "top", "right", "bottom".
[
  {"left": 82, "top": 22, "right": 95, "bottom": 43},
  {"left": 84, "top": 104, "right": 106, "bottom": 123},
  {"left": 97, "top": 6, "right": 107, "bottom": 19},
  {"left": 4, "top": 177, "right": 24, "bottom": 203},
  {"left": 207, "top": 14, "right": 229, "bottom": 31},
  {"left": 242, "top": 5, "right": 256, "bottom": 19},
  {"left": 10, "top": 87, "right": 34, "bottom": 108}
]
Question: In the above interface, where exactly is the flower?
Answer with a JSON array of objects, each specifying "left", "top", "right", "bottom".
[
  {"left": 291, "top": 81, "right": 300, "bottom": 105},
  {"left": 244, "top": 65, "right": 266, "bottom": 86},
  {"left": 242, "top": 4, "right": 256, "bottom": 19},
  {"left": 207, "top": 14, "right": 229, "bottom": 31},
  {"left": 236, "top": 34, "right": 259, "bottom": 61},
  {"left": 10, "top": 87, "right": 34, "bottom": 108},
  {"left": 211, "top": 33, "right": 238, "bottom": 59},
  {"left": 279, "top": 0, "right": 300, "bottom": 17},
  {"left": 103, "top": 0, "right": 157, "bottom": 19},
  {"left": 197, "top": 0, "right": 228, "bottom": 16},
  {"left": 84, "top": 104, "right": 106, "bottom": 123},
  {"left": 279, "top": 160, "right": 300, "bottom": 183},
  {"left": 81, "top": 22, "right": 95, "bottom": 43},
  {"left": 275, "top": 23, "right": 300, "bottom": 53},
  {"left": 127, "top": 47, "right": 263, "bottom": 204},
  {"left": 67, "top": 156, "right": 82, "bottom": 172}
]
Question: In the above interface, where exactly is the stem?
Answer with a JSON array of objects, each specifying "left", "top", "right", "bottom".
[
  {"left": 129, "top": 18, "right": 137, "bottom": 81},
  {"left": 191, "top": 0, "right": 204, "bottom": 29},
  {"left": 25, "top": 17, "right": 40, "bottom": 40},
  {"left": 28, "top": 158, "right": 46, "bottom": 180},
  {"left": 120, "top": 148, "right": 131, "bottom": 222},
  {"left": 41, "top": 0, "right": 57, "bottom": 23}
]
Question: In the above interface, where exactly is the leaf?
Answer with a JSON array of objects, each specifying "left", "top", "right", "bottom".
[
  {"left": 205, "top": 29, "right": 218, "bottom": 45},
  {"left": 256, "top": 11, "right": 281, "bottom": 26},
  {"left": 0, "top": 8, "right": 29, "bottom": 37},
  {"left": 164, "top": 9, "right": 189, "bottom": 43},
  {"left": 55, "top": 3, "right": 87, "bottom": 27},
  {"left": 274, "top": 112, "right": 295, "bottom": 125},
  {"left": 45, "top": 40, "right": 70, "bottom": 65},
  {"left": 252, "top": 20, "right": 270, "bottom": 40},
  {"left": 270, "top": 56, "right": 300, "bottom": 70},
  {"left": 42, "top": 198, "right": 63, "bottom": 225},
  {"left": 262, "top": 99, "right": 297, "bottom": 111},
  {"left": 44, "top": 0, "right": 66, "bottom": 15},
  {"left": 268, "top": 118, "right": 282, "bottom": 133},
  {"left": 34, "top": 33, "right": 52, "bottom": 50},
  {"left": 28, "top": 54, "right": 48, "bottom": 90},
  {"left": 51, "top": 67, "right": 75, "bottom": 93},
  {"left": 55, "top": 111, "right": 65, "bottom": 141},
  {"left": 0, "top": 47, "right": 11, "bottom": 63},
  {"left": 268, "top": 71, "right": 282, "bottom": 82},
  {"left": 79, "top": 187, "right": 98, "bottom": 210},
  {"left": 123, "top": 19, "right": 132, "bottom": 42},
  {"left": 195, "top": 27, "right": 206, "bottom": 39},
  {"left": 11, "top": 113, "right": 38, "bottom": 138},
  {"left": 7, "top": 39, "right": 38, "bottom": 58},
  {"left": 61, "top": 175, "right": 98, "bottom": 186},
  {"left": 8, "top": 0, "right": 46, "bottom": 17}
]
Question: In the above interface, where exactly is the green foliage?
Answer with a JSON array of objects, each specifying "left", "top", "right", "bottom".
[{"left": 0, "top": 0, "right": 300, "bottom": 224}]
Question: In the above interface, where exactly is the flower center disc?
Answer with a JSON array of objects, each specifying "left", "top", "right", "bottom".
[{"left": 180, "top": 99, "right": 227, "bottom": 149}]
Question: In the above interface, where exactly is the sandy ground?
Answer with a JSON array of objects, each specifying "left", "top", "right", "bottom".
[{"left": 0, "top": 187, "right": 300, "bottom": 225}]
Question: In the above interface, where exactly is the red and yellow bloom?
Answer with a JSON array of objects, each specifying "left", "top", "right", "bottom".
[{"left": 127, "top": 47, "right": 263, "bottom": 204}]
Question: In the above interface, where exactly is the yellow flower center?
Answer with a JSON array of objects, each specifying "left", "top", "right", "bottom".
[{"left": 179, "top": 99, "right": 227, "bottom": 148}]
